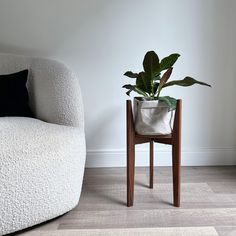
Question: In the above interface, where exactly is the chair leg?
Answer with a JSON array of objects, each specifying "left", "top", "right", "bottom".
[
  {"left": 127, "top": 143, "right": 135, "bottom": 207},
  {"left": 172, "top": 140, "right": 181, "bottom": 207},
  {"left": 149, "top": 141, "right": 154, "bottom": 189}
]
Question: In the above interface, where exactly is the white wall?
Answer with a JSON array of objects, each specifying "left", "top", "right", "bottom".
[{"left": 0, "top": 0, "right": 236, "bottom": 167}]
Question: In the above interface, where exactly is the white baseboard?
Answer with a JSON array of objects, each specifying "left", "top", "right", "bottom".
[{"left": 85, "top": 147, "right": 236, "bottom": 167}]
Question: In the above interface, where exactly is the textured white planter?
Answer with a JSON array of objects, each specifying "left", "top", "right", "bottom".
[{"left": 133, "top": 97, "right": 173, "bottom": 135}]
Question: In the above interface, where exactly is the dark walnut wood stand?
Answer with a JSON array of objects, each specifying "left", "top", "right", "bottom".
[{"left": 126, "top": 99, "right": 182, "bottom": 207}]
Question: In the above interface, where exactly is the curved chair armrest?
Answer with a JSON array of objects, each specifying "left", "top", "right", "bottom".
[{"left": 28, "top": 57, "right": 84, "bottom": 129}]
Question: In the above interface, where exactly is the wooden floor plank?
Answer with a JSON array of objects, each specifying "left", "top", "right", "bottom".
[
  {"left": 14, "top": 166, "right": 236, "bottom": 236},
  {"left": 208, "top": 182, "right": 236, "bottom": 194},
  {"left": 58, "top": 208, "right": 236, "bottom": 229},
  {"left": 215, "top": 226, "right": 236, "bottom": 236},
  {"left": 20, "top": 227, "right": 219, "bottom": 236}
]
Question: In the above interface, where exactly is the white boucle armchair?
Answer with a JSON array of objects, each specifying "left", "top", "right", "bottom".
[{"left": 0, "top": 53, "right": 86, "bottom": 235}]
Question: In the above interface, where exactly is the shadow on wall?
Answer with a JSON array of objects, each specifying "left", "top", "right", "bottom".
[
  {"left": 85, "top": 106, "right": 122, "bottom": 155},
  {"left": 0, "top": 43, "right": 52, "bottom": 58},
  {"left": 0, "top": 0, "right": 111, "bottom": 60}
]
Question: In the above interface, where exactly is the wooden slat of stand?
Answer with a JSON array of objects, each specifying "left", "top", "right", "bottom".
[
  {"left": 149, "top": 141, "right": 154, "bottom": 189},
  {"left": 126, "top": 100, "right": 135, "bottom": 207},
  {"left": 126, "top": 99, "right": 182, "bottom": 207}
]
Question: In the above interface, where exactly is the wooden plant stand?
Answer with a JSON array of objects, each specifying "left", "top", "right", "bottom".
[{"left": 126, "top": 99, "right": 182, "bottom": 207}]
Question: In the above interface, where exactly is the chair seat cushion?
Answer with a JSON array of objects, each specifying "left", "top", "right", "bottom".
[
  {"left": 0, "top": 117, "right": 81, "bottom": 155},
  {"left": 0, "top": 117, "right": 86, "bottom": 235}
]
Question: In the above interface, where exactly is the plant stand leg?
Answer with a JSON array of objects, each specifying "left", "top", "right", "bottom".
[
  {"left": 149, "top": 141, "right": 154, "bottom": 189},
  {"left": 127, "top": 142, "right": 135, "bottom": 207},
  {"left": 172, "top": 99, "right": 182, "bottom": 207},
  {"left": 172, "top": 138, "right": 181, "bottom": 207},
  {"left": 127, "top": 100, "right": 135, "bottom": 207}
]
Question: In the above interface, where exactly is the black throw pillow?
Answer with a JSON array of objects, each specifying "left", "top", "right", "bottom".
[{"left": 0, "top": 70, "right": 34, "bottom": 117}]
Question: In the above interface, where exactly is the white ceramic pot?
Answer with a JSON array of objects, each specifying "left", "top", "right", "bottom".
[{"left": 133, "top": 97, "right": 174, "bottom": 135}]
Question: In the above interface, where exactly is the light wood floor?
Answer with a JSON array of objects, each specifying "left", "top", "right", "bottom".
[{"left": 16, "top": 166, "right": 236, "bottom": 235}]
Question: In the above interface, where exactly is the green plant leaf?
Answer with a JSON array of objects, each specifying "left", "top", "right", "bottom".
[
  {"left": 136, "top": 72, "right": 152, "bottom": 94},
  {"left": 122, "top": 84, "right": 134, "bottom": 96},
  {"left": 122, "top": 84, "right": 148, "bottom": 97},
  {"left": 153, "top": 82, "right": 160, "bottom": 95},
  {"left": 143, "top": 51, "right": 160, "bottom": 78},
  {"left": 158, "top": 96, "right": 177, "bottom": 110},
  {"left": 163, "top": 76, "right": 211, "bottom": 88},
  {"left": 160, "top": 53, "right": 180, "bottom": 71},
  {"left": 122, "top": 51, "right": 211, "bottom": 99},
  {"left": 157, "top": 67, "right": 173, "bottom": 96},
  {"left": 124, "top": 71, "right": 139, "bottom": 78}
]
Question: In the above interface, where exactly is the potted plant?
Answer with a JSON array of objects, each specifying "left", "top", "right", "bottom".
[{"left": 123, "top": 51, "right": 211, "bottom": 135}]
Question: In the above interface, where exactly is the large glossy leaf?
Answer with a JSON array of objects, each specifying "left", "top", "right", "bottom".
[
  {"left": 122, "top": 84, "right": 134, "bottom": 96},
  {"left": 136, "top": 72, "right": 152, "bottom": 94},
  {"left": 158, "top": 96, "right": 177, "bottom": 110},
  {"left": 153, "top": 82, "right": 160, "bottom": 95},
  {"left": 122, "top": 84, "right": 147, "bottom": 97},
  {"left": 160, "top": 53, "right": 180, "bottom": 71},
  {"left": 157, "top": 67, "right": 173, "bottom": 95},
  {"left": 163, "top": 76, "right": 211, "bottom": 88},
  {"left": 124, "top": 71, "right": 139, "bottom": 78},
  {"left": 143, "top": 51, "right": 160, "bottom": 78}
]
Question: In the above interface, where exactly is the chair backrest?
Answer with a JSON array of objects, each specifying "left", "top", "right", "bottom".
[{"left": 0, "top": 53, "right": 84, "bottom": 128}]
